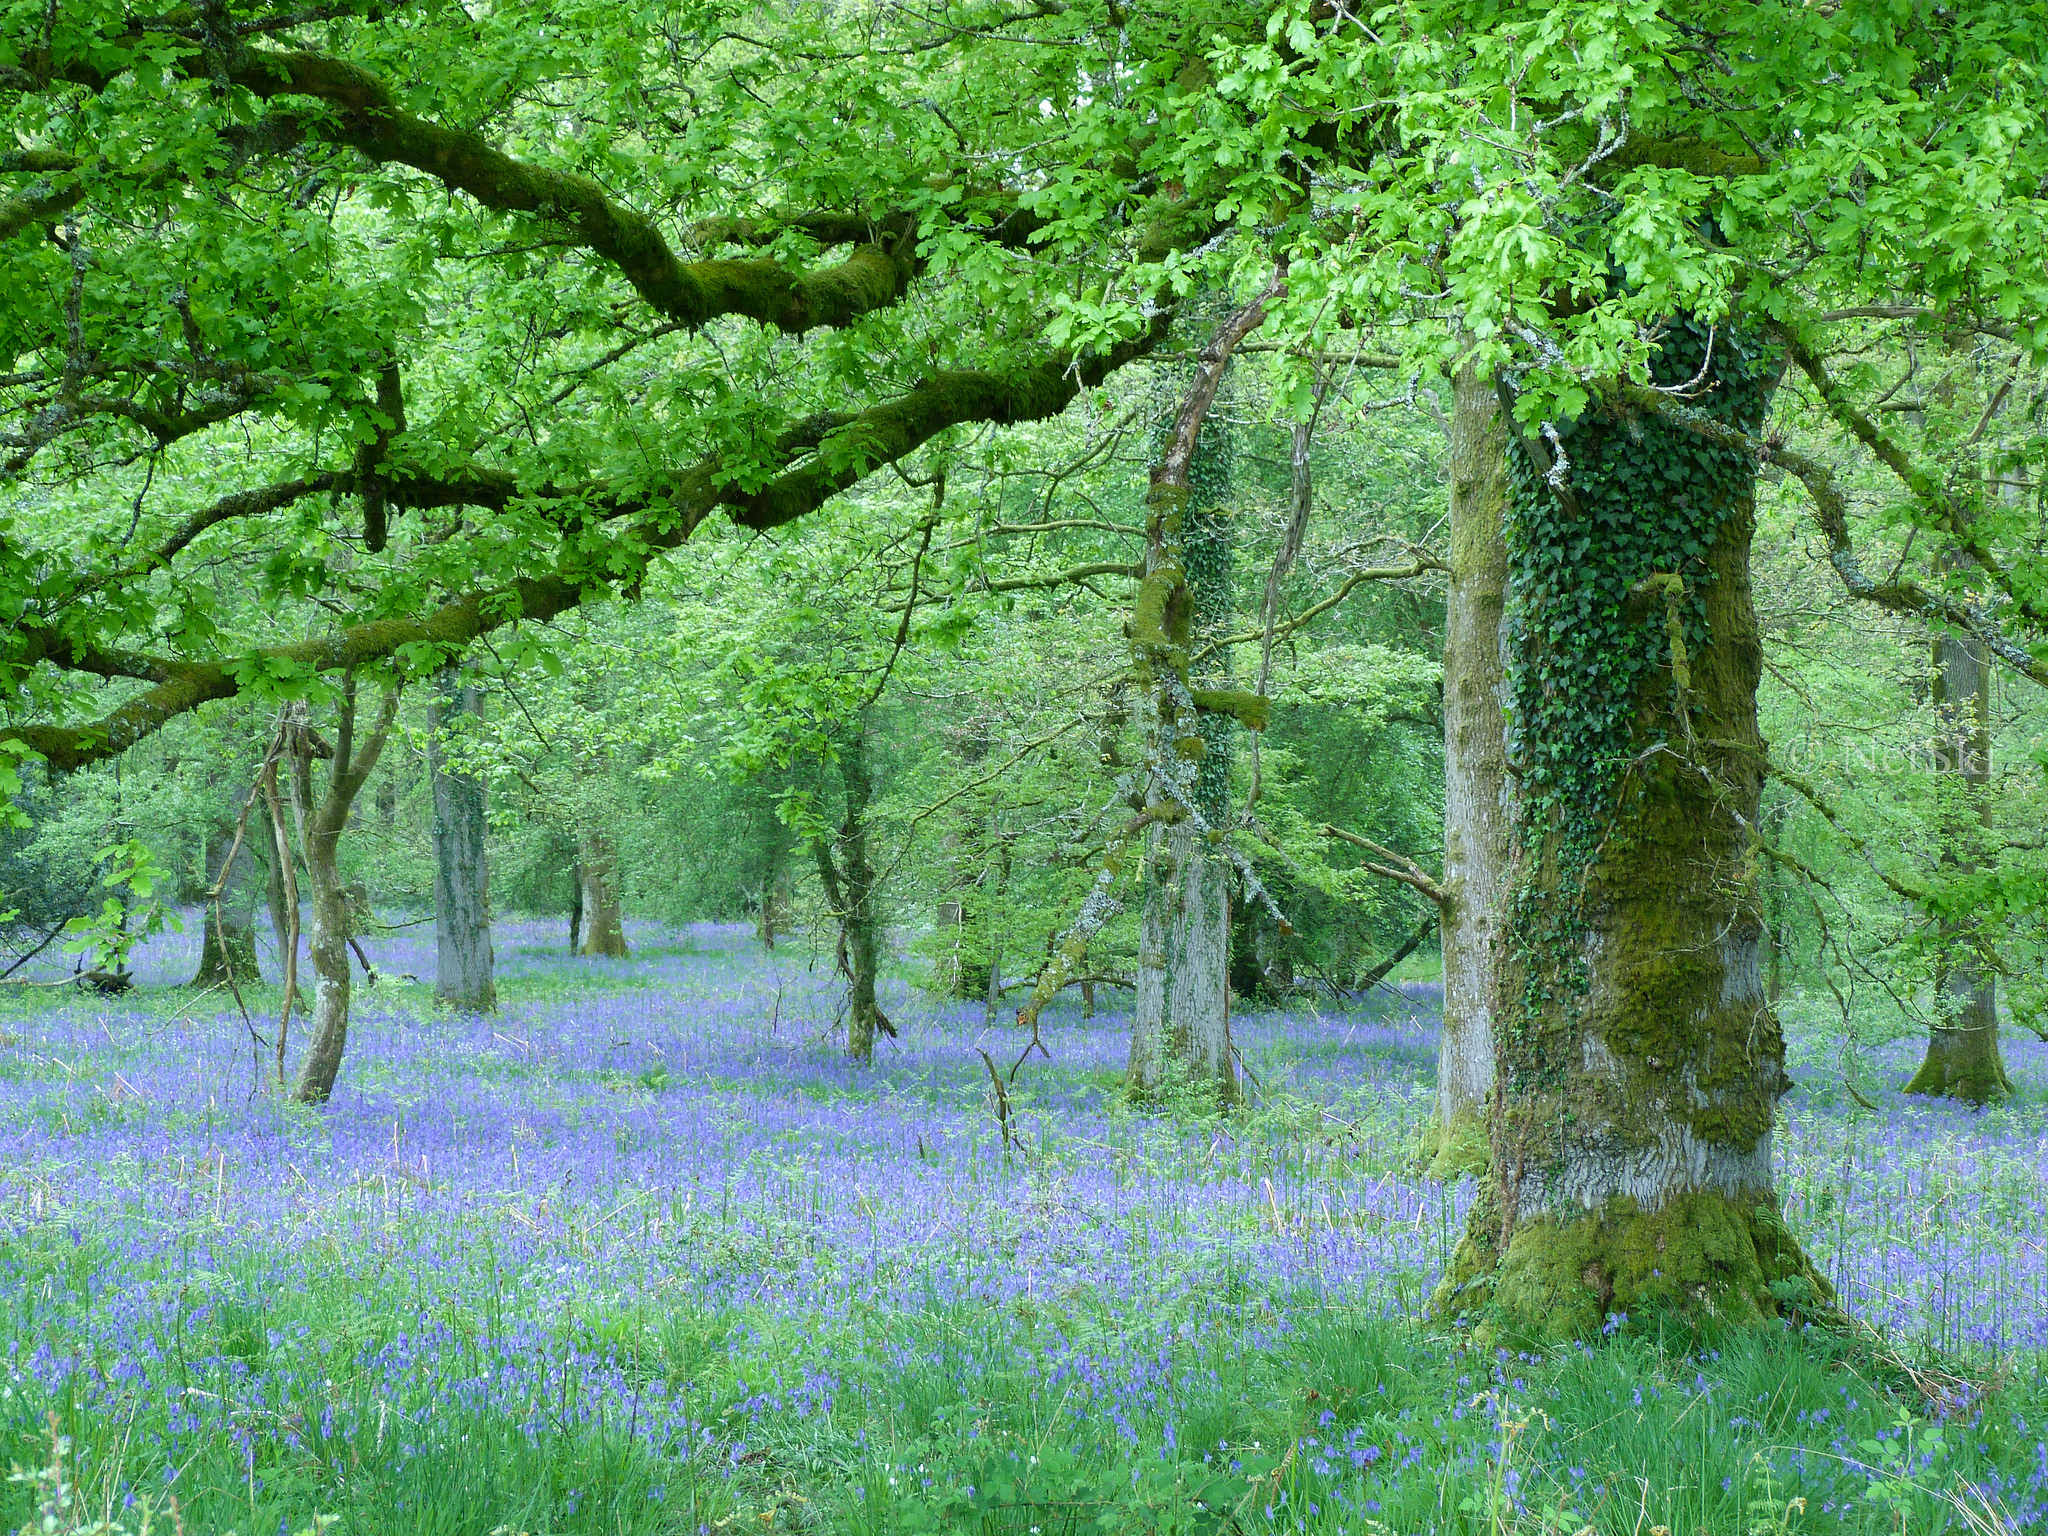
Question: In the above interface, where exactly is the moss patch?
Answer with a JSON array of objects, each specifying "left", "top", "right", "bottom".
[{"left": 1435, "top": 1187, "right": 1833, "bottom": 1344}]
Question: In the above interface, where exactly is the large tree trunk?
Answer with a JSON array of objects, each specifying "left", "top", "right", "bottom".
[
  {"left": 815, "top": 725, "right": 890, "bottom": 1061},
  {"left": 1436, "top": 326, "right": 1825, "bottom": 1340},
  {"left": 1127, "top": 351, "right": 1238, "bottom": 1105},
  {"left": 428, "top": 664, "right": 496, "bottom": 1010},
  {"left": 288, "top": 681, "right": 401, "bottom": 1105},
  {"left": 1130, "top": 822, "right": 1235, "bottom": 1097},
  {"left": 191, "top": 809, "right": 263, "bottom": 988},
  {"left": 1905, "top": 621, "right": 2010, "bottom": 1100},
  {"left": 577, "top": 831, "right": 629, "bottom": 956},
  {"left": 1430, "top": 363, "right": 1512, "bottom": 1177}
]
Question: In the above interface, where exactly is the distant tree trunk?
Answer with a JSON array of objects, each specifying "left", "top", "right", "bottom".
[
  {"left": 1905, "top": 617, "right": 2010, "bottom": 1101},
  {"left": 935, "top": 900, "right": 963, "bottom": 992},
  {"left": 1431, "top": 363, "right": 1512, "bottom": 1177},
  {"left": 1762, "top": 797, "right": 1789, "bottom": 1003},
  {"left": 287, "top": 679, "right": 402, "bottom": 1105},
  {"left": 1436, "top": 326, "right": 1825, "bottom": 1340},
  {"left": 428, "top": 665, "right": 496, "bottom": 1010},
  {"left": 191, "top": 811, "right": 263, "bottom": 988},
  {"left": 814, "top": 724, "right": 890, "bottom": 1061},
  {"left": 1229, "top": 872, "right": 1295, "bottom": 1002},
  {"left": 981, "top": 828, "right": 1010, "bottom": 1025},
  {"left": 577, "top": 832, "right": 629, "bottom": 956},
  {"left": 568, "top": 860, "right": 584, "bottom": 954}
]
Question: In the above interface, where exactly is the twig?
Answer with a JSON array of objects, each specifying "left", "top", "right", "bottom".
[
  {"left": 0, "top": 913, "right": 76, "bottom": 980},
  {"left": 976, "top": 1047, "right": 1017, "bottom": 1151}
]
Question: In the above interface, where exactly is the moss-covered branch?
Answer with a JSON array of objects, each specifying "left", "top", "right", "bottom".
[
  {"left": 227, "top": 49, "right": 917, "bottom": 334},
  {"left": 1189, "top": 687, "right": 1269, "bottom": 731},
  {"left": 8, "top": 315, "right": 1178, "bottom": 771}
]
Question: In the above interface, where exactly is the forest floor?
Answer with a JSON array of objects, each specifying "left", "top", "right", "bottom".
[{"left": 0, "top": 919, "right": 2043, "bottom": 1535}]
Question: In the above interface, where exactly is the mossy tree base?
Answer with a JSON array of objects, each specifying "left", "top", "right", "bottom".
[
  {"left": 191, "top": 924, "right": 261, "bottom": 989},
  {"left": 1903, "top": 1025, "right": 2012, "bottom": 1104},
  {"left": 1433, "top": 1186, "right": 1833, "bottom": 1343}
]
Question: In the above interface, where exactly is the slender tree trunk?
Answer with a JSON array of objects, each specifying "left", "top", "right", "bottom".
[
  {"left": 191, "top": 812, "right": 263, "bottom": 987},
  {"left": 815, "top": 726, "right": 889, "bottom": 1061},
  {"left": 577, "top": 832, "right": 629, "bottom": 956},
  {"left": 259, "top": 797, "right": 306, "bottom": 1004},
  {"left": 1431, "top": 363, "right": 1512, "bottom": 1177},
  {"left": 288, "top": 681, "right": 402, "bottom": 1105},
  {"left": 1905, "top": 618, "right": 2010, "bottom": 1100},
  {"left": 1436, "top": 328, "right": 1825, "bottom": 1340},
  {"left": 428, "top": 664, "right": 496, "bottom": 1010},
  {"left": 981, "top": 828, "right": 1010, "bottom": 1025},
  {"left": 568, "top": 860, "right": 584, "bottom": 954}
]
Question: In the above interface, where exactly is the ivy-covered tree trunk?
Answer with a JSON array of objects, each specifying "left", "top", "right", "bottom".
[
  {"left": 1431, "top": 362, "right": 1512, "bottom": 1177},
  {"left": 1436, "top": 326, "right": 1827, "bottom": 1340},
  {"left": 577, "top": 830, "right": 629, "bottom": 956},
  {"left": 287, "top": 681, "right": 401, "bottom": 1106},
  {"left": 1128, "top": 395, "right": 1237, "bottom": 1105},
  {"left": 191, "top": 808, "right": 263, "bottom": 988},
  {"left": 428, "top": 664, "right": 496, "bottom": 1011},
  {"left": 814, "top": 725, "right": 890, "bottom": 1062},
  {"left": 1905, "top": 623, "right": 2011, "bottom": 1101}
]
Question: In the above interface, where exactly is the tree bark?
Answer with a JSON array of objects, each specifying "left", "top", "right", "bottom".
[
  {"left": 1430, "top": 363, "right": 1513, "bottom": 1177},
  {"left": 1905, "top": 618, "right": 2010, "bottom": 1100},
  {"left": 577, "top": 832, "right": 629, "bottom": 956},
  {"left": 1436, "top": 330, "right": 1826, "bottom": 1340},
  {"left": 568, "top": 860, "right": 584, "bottom": 954},
  {"left": 261, "top": 805, "right": 300, "bottom": 991},
  {"left": 191, "top": 808, "right": 264, "bottom": 988},
  {"left": 287, "top": 679, "right": 401, "bottom": 1105},
  {"left": 1126, "top": 337, "right": 1239, "bottom": 1105},
  {"left": 428, "top": 664, "right": 496, "bottom": 1010},
  {"left": 1130, "top": 822, "right": 1234, "bottom": 1096},
  {"left": 814, "top": 725, "right": 890, "bottom": 1061}
]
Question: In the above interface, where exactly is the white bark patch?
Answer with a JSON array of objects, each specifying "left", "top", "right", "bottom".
[{"left": 1554, "top": 1120, "right": 1774, "bottom": 1214}]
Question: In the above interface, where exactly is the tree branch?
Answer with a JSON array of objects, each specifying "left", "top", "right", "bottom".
[
  {"left": 7, "top": 318, "right": 1178, "bottom": 769},
  {"left": 228, "top": 48, "right": 919, "bottom": 335},
  {"left": 1321, "top": 824, "right": 1447, "bottom": 906},
  {"left": 1613, "top": 383, "right": 2048, "bottom": 692},
  {"left": 1776, "top": 328, "right": 2048, "bottom": 629}
]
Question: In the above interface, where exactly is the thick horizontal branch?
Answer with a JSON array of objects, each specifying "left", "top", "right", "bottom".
[
  {"left": 10, "top": 319, "right": 1176, "bottom": 770},
  {"left": 225, "top": 48, "right": 916, "bottom": 335},
  {"left": 0, "top": 174, "right": 84, "bottom": 241}
]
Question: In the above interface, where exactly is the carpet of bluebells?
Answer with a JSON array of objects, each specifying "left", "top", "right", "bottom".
[{"left": 0, "top": 918, "right": 2044, "bottom": 1535}]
